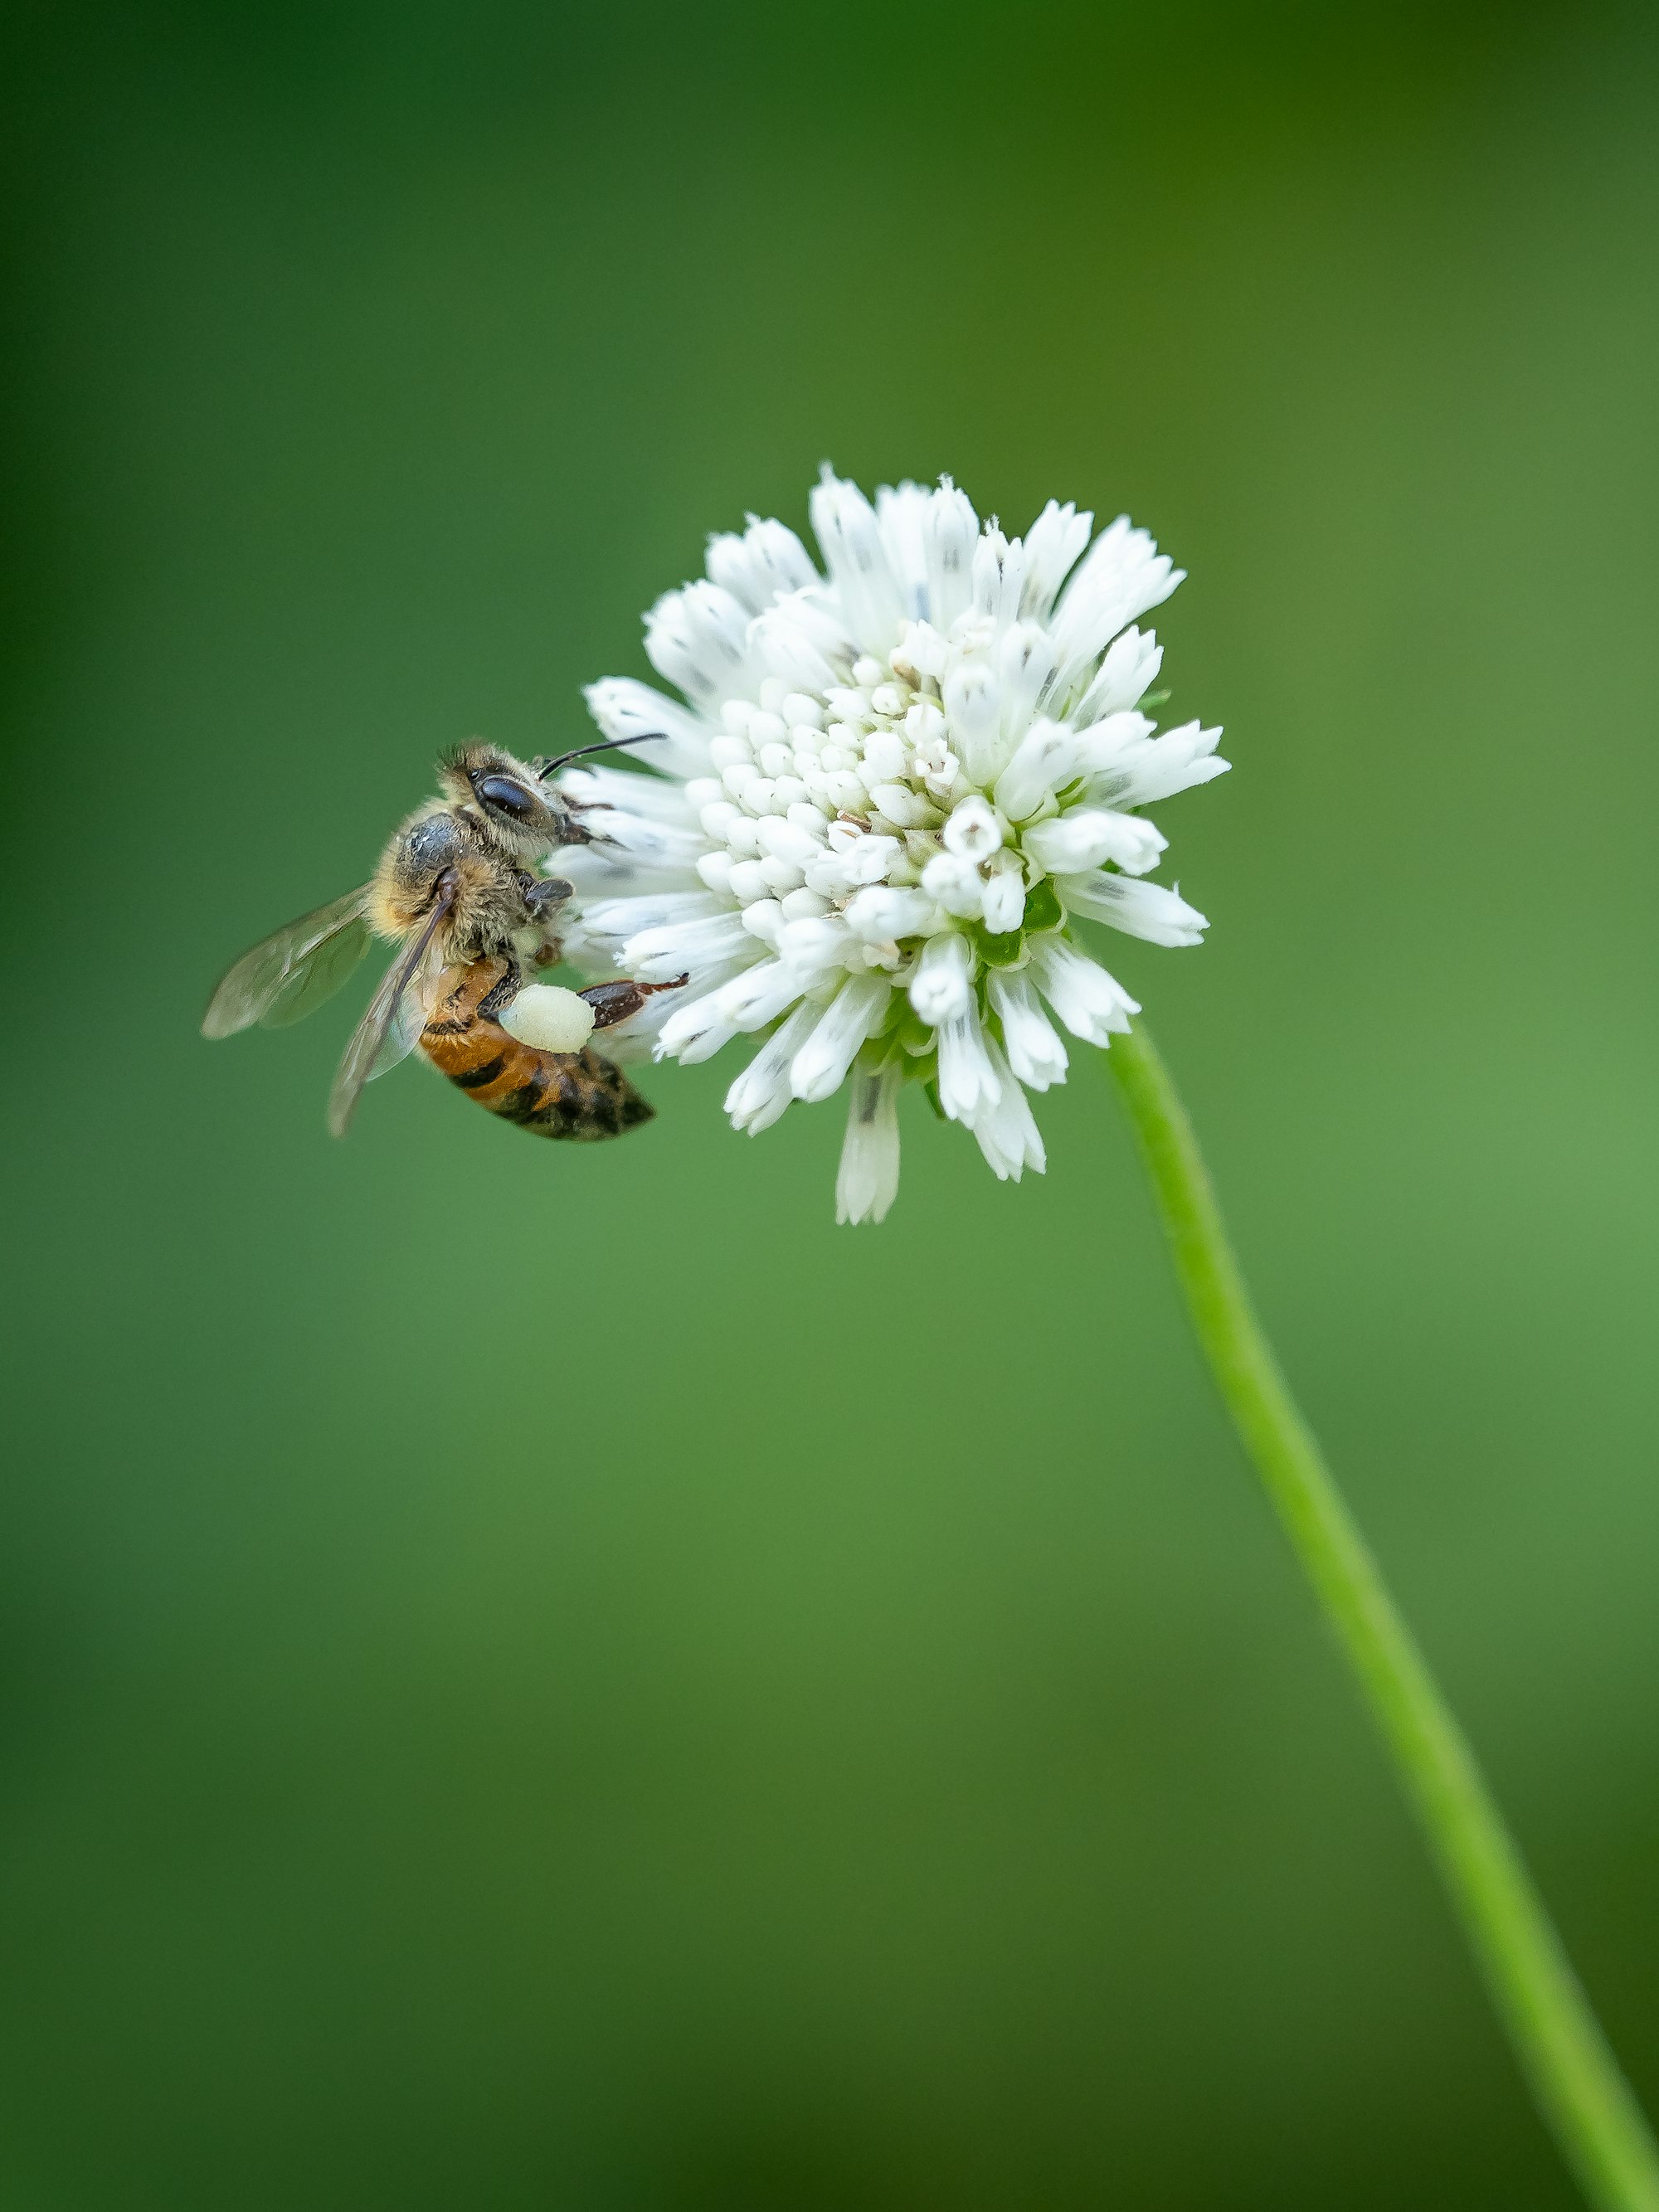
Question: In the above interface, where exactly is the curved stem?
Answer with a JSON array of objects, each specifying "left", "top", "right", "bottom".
[{"left": 1107, "top": 1019, "right": 1659, "bottom": 2212}]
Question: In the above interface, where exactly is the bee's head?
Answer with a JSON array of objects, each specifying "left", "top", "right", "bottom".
[{"left": 438, "top": 742, "right": 571, "bottom": 852}]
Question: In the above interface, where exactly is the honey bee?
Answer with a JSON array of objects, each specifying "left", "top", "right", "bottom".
[{"left": 202, "top": 737, "right": 683, "bottom": 1140}]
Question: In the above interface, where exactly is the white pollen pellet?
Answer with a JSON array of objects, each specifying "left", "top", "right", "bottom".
[{"left": 499, "top": 985, "right": 596, "bottom": 1054}]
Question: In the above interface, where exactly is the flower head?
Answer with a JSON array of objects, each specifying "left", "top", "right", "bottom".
[{"left": 557, "top": 469, "right": 1228, "bottom": 1221}]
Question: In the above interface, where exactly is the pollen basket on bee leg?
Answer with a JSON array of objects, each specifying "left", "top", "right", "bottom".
[{"left": 499, "top": 984, "right": 597, "bottom": 1054}]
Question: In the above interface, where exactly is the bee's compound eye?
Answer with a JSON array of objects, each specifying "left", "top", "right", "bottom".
[{"left": 474, "top": 775, "right": 538, "bottom": 822}]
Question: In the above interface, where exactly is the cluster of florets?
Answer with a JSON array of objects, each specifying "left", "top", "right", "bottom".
[{"left": 553, "top": 469, "right": 1228, "bottom": 1222}]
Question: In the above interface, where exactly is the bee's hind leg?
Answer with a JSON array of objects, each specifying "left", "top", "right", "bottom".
[{"left": 577, "top": 974, "right": 690, "bottom": 1031}]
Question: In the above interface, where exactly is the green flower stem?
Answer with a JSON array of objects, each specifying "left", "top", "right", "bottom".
[{"left": 1107, "top": 1019, "right": 1659, "bottom": 2212}]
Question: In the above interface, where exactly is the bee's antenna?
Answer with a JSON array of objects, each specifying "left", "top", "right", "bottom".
[{"left": 534, "top": 732, "right": 665, "bottom": 781}]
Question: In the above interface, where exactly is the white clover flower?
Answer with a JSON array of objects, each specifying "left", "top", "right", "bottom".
[{"left": 556, "top": 469, "right": 1228, "bottom": 1223}]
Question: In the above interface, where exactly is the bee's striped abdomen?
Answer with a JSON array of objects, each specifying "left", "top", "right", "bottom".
[{"left": 420, "top": 965, "right": 653, "bottom": 1143}]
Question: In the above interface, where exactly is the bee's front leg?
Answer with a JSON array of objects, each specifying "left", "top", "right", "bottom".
[
  {"left": 476, "top": 961, "right": 526, "bottom": 1020},
  {"left": 517, "top": 873, "right": 572, "bottom": 920},
  {"left": 513, "top": 874, "right": 573, "bottom": 971}
]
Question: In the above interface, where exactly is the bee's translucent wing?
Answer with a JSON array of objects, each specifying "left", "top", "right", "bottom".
[
  {"left": 260, "top": 914, "right": 377, "bottom": 1028},
  {"left": 365, "top": 977, "right": 430, "bottom": 1083},
  {"left": 327, "top": 879, "right": 456, "bottom": 1138},
  {"left": 202, "top": 888, "right": 372, "bottom": 1038}
]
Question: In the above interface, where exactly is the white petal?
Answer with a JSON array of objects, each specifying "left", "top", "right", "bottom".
[
  {"left": 941, "top": 654, "right": 1004, "bottom": 786},
  {"left": 843, "top": 885, "right": 938, "bottom": 941},
  {"left": 1068, "top": 628, "right": 1163, "bottom": 725},
  {"left": 996, "top": 620, "right": 1060, "bottom": 740},
  {"left": 1056, "top": 873, "right": 1209, "bottom": 947},
  {"left": 937, "top": 1006, "right": 1000, "bottom": 1122},
  {"left": 943, "top": 792, "right": 1003, "bottom": 861},
  {"left": 874, "top": 481, "right": 934, "bottom": 621},
  {"left": 724, "top": 1000, "right": 820, "bottom": 1134},
  {"left": 993, "top": 719, "right": 1079, "bottom": 823},
  {"left": 586, "top": 810, "right": 707, "bottom": 870},
  {"left": 620, "top": 909, "right": 752, "bottom": 982},
  {"left": 657, "top": 976, "right": 750, "bottom": 1064},
  {"left": 1024, "top": 808, "right": 1167, "bottom": 878},
  {"left": 726, "top": 858, "right": 770, "bottom": 904},
  {"left": 716, "top": 958, "right": 813, "bottom": 1032},
  {"left": 747, "top": 603, "right": 844, "bottom": 694},
  {"left": 830, "top": 830, "right": 903, "bottom": 885},
  {"left": 554, "top": 846, "right": 703, "bottom": 904},
  {"left": 582, "top": 677, "right": 717, "bottom": 778},
  {"left": 776, "top": 914, "right": 854, "bottom": 974},
  {"left": 1069, "top": 711, "right": 1155, "bottom": 776},
  {"left": 561, "top": 765, "right": 698, "bottom": 824},
  {"left": 896, "top": 618, "right": 949, "bottom": 683},
  {"left": 835, "top": 1061, "right": 902, "bottom": 1225},
  {"left": 866, "top": 782, "right": 937, "bottom": 830},
  {"left": 1082, "top": 720, "right": 1230, "bottom": 808},
  {"left": 780, "top": 887, "right": 830, "bottom": 920},
  {"left": 1019, "top": 499, "right": 1092, "bottom": 620},
  {"left": 753, "top": 814, "right": 824, "bottom": 868},
  {"left": 906, "top": 931, "right": 973, "bottom": 1024},
  {"left": 705, "top": 515, "right": 818, "bottom": 614},
  {"left": 988, "top": 971, "right": 1068, "bottom": 1091},
  {"left": 643, "top": 581, "right": 753, "bottom": 704},
  {"left": 1052, "top": 517, "right": 1183, "bottom": 650},
  {"left": 966, "top": 1037, "right": 1046, "bottom": 1182},
  {"left": 1028, "top": 936, "right": 1140, "bottom": 1044},
  {"left": 980, "top": 850, "right": 1027, "bottom": 934},
  {"left": 922, "top": 477, "right": 980, "bottom": 631},
  {"left": 971, "top": 526, "right": 1028, "bottom": 632},
  {"left": 581, "top": 890, "right": 722, "bottom": 942},
  {"left": 809, "top": 468, "right": 907, "bottom": 655},
  {"left": 920, "top": 851, "right": 986, "bottom": 921},
  {"left": 790, "top": 975, "right": 891, "bottom": 1101}
]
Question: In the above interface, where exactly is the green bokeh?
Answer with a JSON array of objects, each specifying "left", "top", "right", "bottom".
[{"left": 4, "top": 2, "right": 1658, "bottom": 2205}]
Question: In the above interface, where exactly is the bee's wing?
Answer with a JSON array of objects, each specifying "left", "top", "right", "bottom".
[
  {"left": 366, "top": 967, "right": 435, "bottom": 1084},
  {"left": 202, "top": 888, "right": 373, "bottom": 1038},
  {"left": 326, "top": 878, "right": 456, "bottom": 1139}
]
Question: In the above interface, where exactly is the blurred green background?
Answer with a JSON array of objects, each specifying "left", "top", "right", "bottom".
[{"left": 4, "top": 1, "right": 1658, "bottom": 2204}]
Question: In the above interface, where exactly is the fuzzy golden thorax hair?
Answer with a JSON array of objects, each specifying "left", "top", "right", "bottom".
[{"left": 366, "top": 803, "right": 541, "bottom": 960}]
